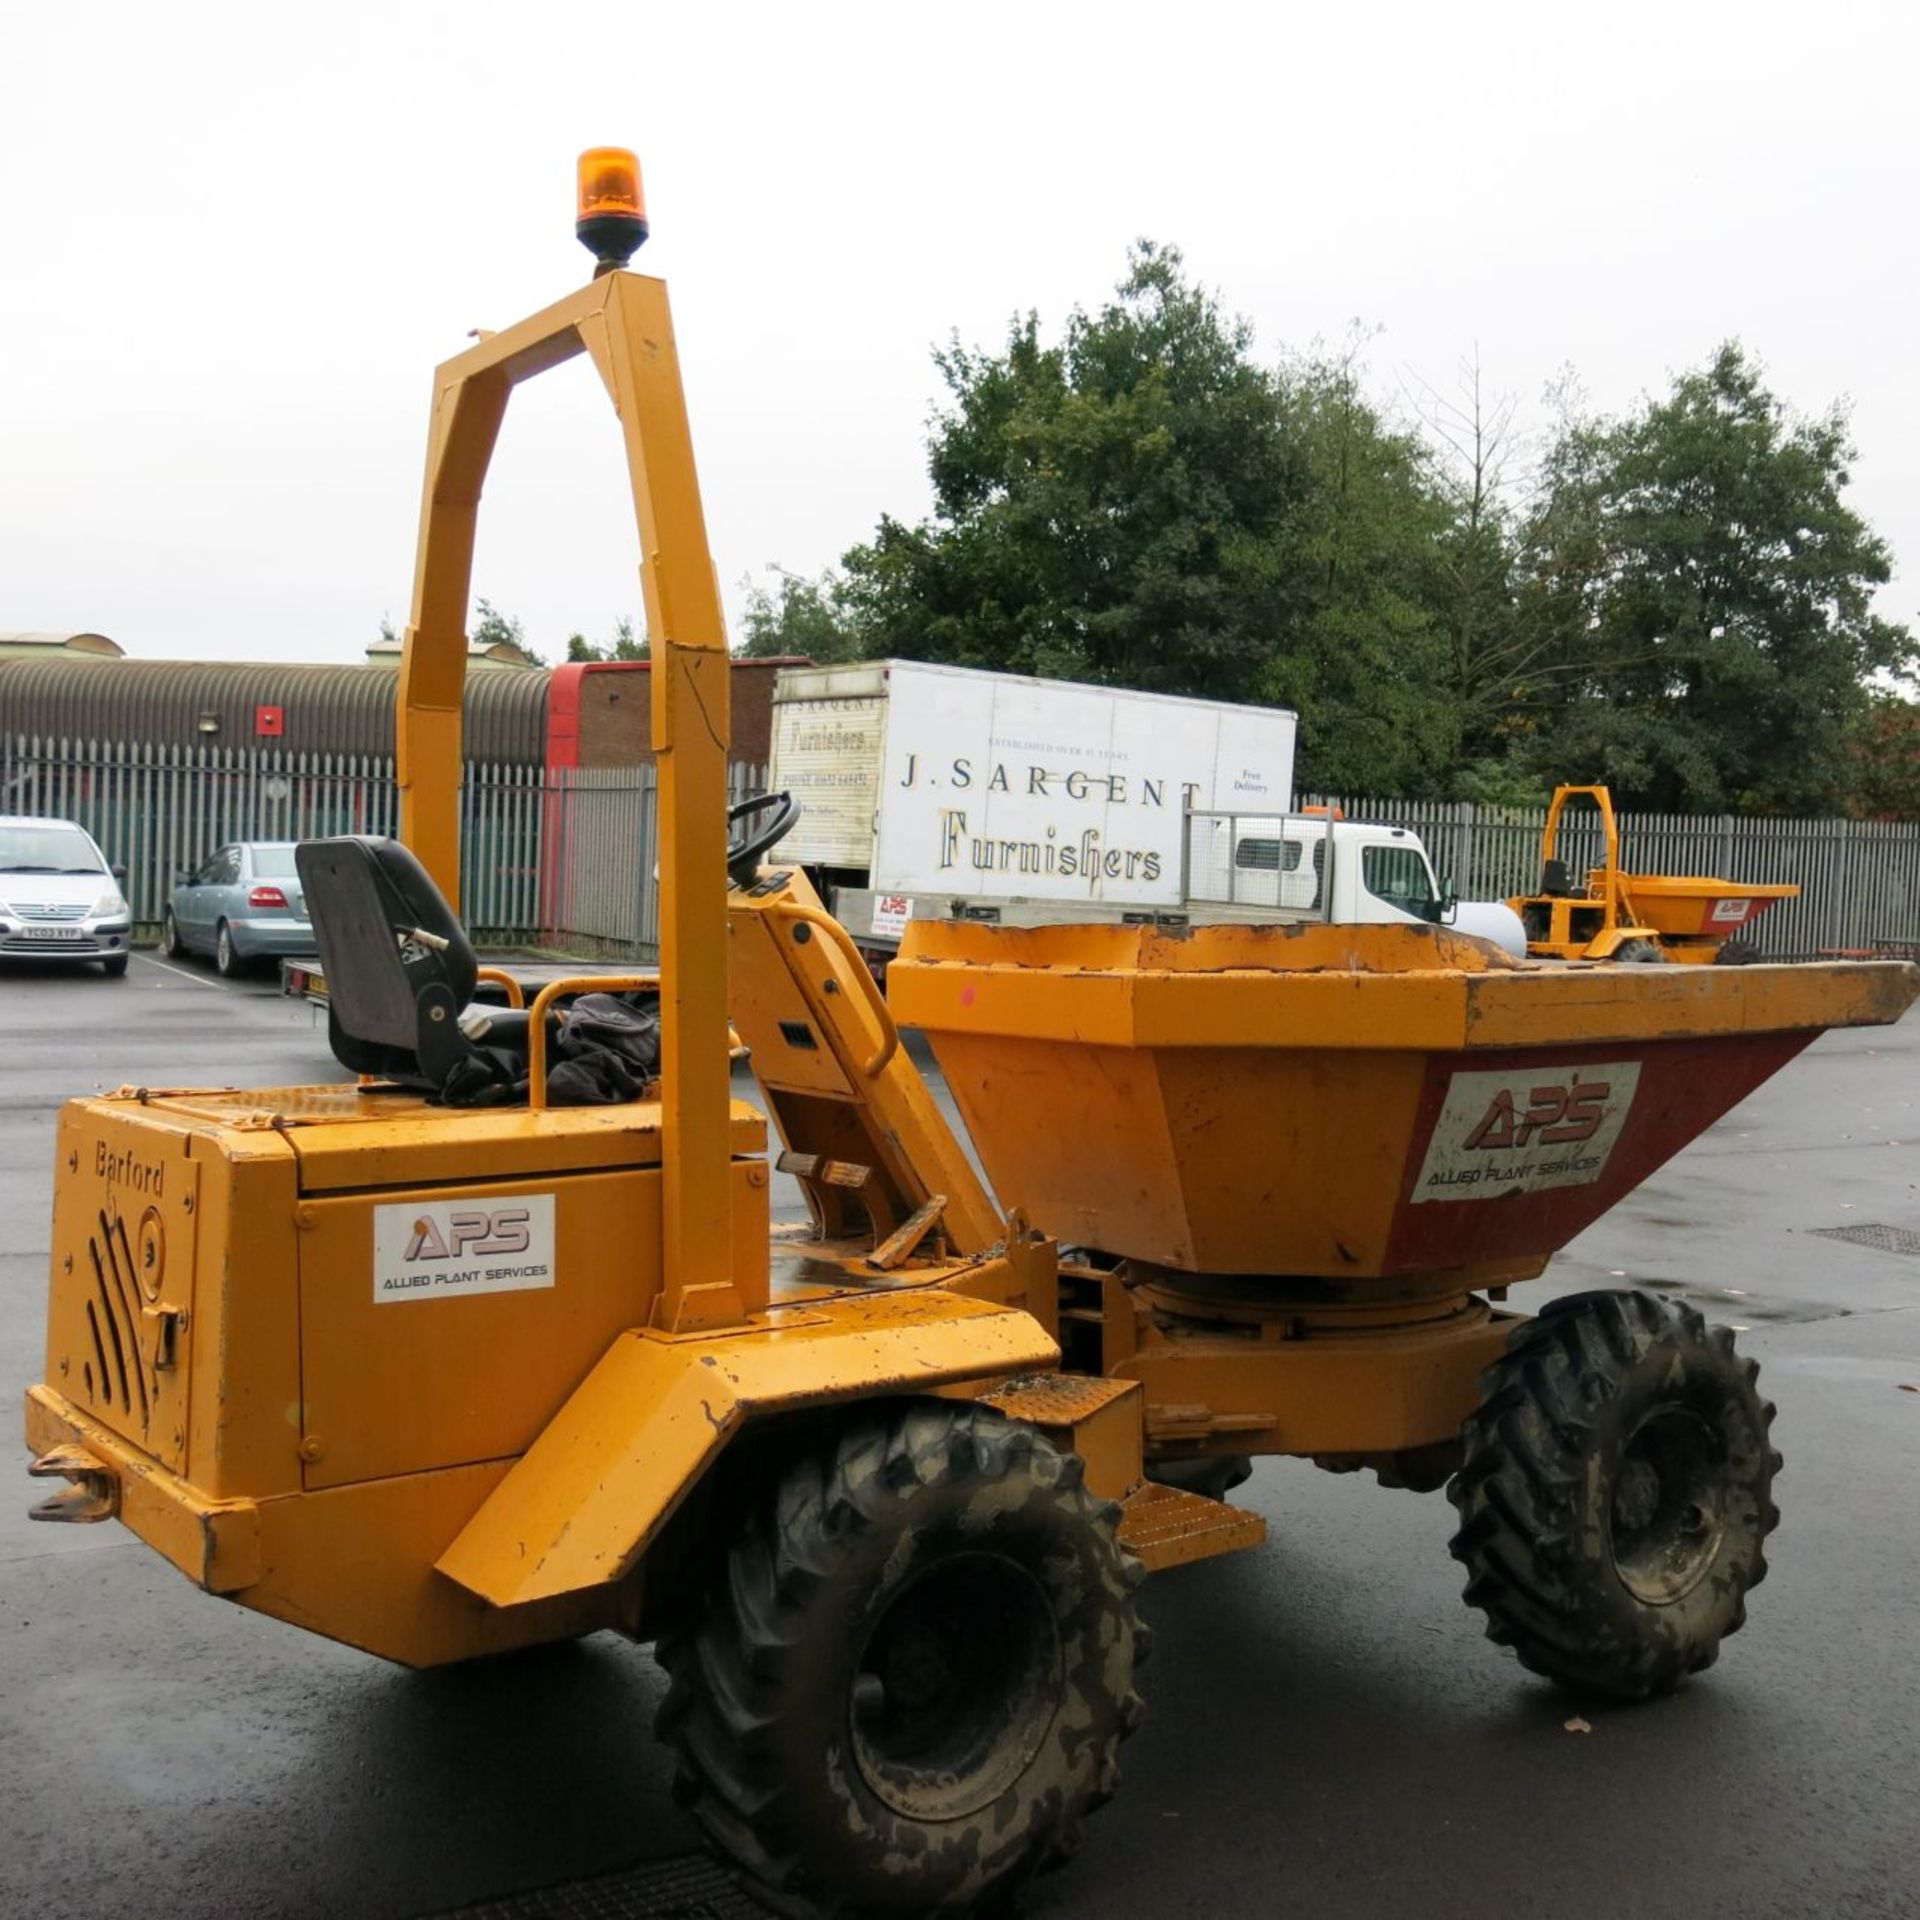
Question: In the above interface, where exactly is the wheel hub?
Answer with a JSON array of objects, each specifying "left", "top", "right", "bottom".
[
  {"left": 1608, "top": 1406, "right": 1727, "bottom": 1605},
  {"left": 849, "top": 1550, "right": 1063, "bottom": 1823}
]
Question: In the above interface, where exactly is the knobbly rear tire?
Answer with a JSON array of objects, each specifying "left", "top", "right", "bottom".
[
  {"left": 1612, "top": 938, "right": 1666, "bottom": 963},
  {"left": 1449, "top": 1289, "right": 1779, "bottom": 1702},
  {"left": 657, "top": 1402, "right": 1146, "bottom": 1917}
]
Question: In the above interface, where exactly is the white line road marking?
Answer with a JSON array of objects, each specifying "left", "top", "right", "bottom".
[{"left": 133, "top": 952, "right": 230, "bottom": 991}]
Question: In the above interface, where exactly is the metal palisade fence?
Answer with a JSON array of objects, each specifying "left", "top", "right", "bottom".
[
  {"left": 538, "top": 763, "right": 770, "bottom": 957},
  {"left": 1, "top": 736, "right": 767, "bottom": 961},
  {"left": 4, "top": 736, "right": 1915, "bottom": 960},
  {"left": 1301, "top": 794, "right": 1920, "bottom": 957}
]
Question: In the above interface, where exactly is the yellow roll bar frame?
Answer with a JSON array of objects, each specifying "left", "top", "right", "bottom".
[{"left": 392, "top": 270, "right": 739, "bottom": 1330}]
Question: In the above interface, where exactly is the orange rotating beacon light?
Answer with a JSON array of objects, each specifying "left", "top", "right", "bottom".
[{"left": 576, "top": 147, "right": 648, "bottom": 273}]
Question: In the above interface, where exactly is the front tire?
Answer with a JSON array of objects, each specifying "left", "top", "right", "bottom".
[
  {"left": 1449, "top": 1290, "right": 1779, "bottom": 1701},
  {"left": 658, "top": 1403, "right": 1145, "bottom": 1917},
  {"left": 159, "top": 910, "right": 184, "bottom": 959},
  {"left": 101, "top": 954, "right": 129, "bottom": 978}
]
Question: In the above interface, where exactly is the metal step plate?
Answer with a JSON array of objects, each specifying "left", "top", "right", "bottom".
[{"left": 1118, "top": 1479, "right": 1266, "bottom": 1573}]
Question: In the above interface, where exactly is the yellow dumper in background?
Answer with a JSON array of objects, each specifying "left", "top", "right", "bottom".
[
  {"left": 24, "top": 155, "right": 1918, "bottom": 1917},
  {"left": 1512, "top": 783, "right": 1800, "bottom": 962}
]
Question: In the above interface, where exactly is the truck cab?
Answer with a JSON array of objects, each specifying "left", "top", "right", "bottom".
[
  {"left": 1187, "top": 812, "right": 1525, "bottom": 955},
  {"left": 1195, "top": 814, "right": 1441, "bottom": 922}
]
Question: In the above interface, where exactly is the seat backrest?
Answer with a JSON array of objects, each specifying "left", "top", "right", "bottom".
[
  {"left": 296, "top": 837, "right": 479, "bottom": 1085},
  {"left": 1541, "top": 857, "right": 1572, "bottom": 898}
]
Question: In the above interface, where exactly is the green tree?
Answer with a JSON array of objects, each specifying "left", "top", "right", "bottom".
[
  {"left": 840, "top": 243, "right": 1308, "bottom": 701},
  {"left": 471, "top": 598, "right": 530, "bottom": 655},
  {"left": 1403, "top": 355, "right": 1565, "bottom": 796},
  {"left": 1848, "top": 693, "right": 1920, "bottom": 818},
  {"left": 1518, "top": 345, "right": 1914, "bottom": 812},
  {"left": 736, "top": 572, "right": 863, "bottom": 661},
  {"left": 833, "top": 260, "right": 1912, "bottom": 813},
  {"left": 838, "top": 248, "right": 1483, "bottom": 797},
  {"left": 1260, "top": 343, "right": 1457, "bottom": 795},
  {"left": 567, "top": 615, "right": 648, "bottom": 663}
]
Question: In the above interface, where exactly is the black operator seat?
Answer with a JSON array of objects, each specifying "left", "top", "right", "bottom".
[
  {"left": 1540, "top": 857, "right": 1573, "bottom": 897},
  {"left": 295, "top": 835, "right": 518, "bottom": 1092}
]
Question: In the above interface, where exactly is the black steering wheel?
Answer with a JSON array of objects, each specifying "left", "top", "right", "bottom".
[{"left": 727, "top": 790, "right": 803, "bottom": 887}]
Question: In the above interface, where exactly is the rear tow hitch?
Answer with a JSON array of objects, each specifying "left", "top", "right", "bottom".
[{"left": 28, "top": 1445, "right": 119, "bottom": 1523}]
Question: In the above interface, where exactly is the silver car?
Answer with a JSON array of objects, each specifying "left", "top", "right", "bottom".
[
  {"left": 0, "top": 815, "right": 133, "bottom": 977},
  {"left": 161, "top": 841, "right": 317, "bottom": 977}
]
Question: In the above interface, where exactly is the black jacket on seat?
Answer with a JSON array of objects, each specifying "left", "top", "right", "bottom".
[{"left": 294, "top": 835, "right": 662, "bottom": 1106}]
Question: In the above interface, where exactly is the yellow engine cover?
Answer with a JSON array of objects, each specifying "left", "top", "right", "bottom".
[
  {"left": 44, "top": 1085, "right": 770, "bottom": 1502},
  {"left": 33, "top": 1082, "right": 772, "bottom": 1663}
]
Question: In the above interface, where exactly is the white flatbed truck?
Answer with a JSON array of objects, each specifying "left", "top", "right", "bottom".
[{"left": 769, "top": 661, "right": 1522, "bottom": 956}]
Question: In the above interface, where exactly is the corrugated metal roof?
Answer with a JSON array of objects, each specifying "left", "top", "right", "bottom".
[{"left": 0, "top": 657, "right": 548, "bottom": 763}]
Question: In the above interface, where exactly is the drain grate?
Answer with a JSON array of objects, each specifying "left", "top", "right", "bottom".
[
  {"left": 428, "top": 1853, "right": 762, "bottom": 1920},
  {"left": 1809, "top": 1223, "right": 1920, "bottom": 1259}
]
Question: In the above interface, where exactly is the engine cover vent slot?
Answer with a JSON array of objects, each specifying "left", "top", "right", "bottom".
[{"left": 88, "top": 1210, "right": 151, "bottom": 1424}]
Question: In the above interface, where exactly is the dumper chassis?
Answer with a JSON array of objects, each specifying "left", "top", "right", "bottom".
[{"left": 23, "top": 156, "right": 1919, "bottom": 1917}]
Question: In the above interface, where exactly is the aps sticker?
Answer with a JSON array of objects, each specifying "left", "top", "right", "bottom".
[
  {"left": 870, "top": 893, "right": 915, "bottom": 940},
  {"left": 1411, "top": 1063, "right": 1642, "bottom": 1205},
  {"left": 372, "top": 1192, "right": 556, "bottom": 1302}
]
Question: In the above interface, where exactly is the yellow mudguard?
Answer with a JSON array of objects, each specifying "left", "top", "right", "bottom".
[{"left": 436, "top": 1289, "right": 1057, "bottom": 1608}]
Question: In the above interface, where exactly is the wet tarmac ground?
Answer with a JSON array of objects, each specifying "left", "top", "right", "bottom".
[{"left": 2, "top": 949, "right": 1917, "bottom": 1919}]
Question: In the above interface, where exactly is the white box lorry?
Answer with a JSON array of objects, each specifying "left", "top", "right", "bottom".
[{"left": 768, "top": 660, "right": 1523, "bottom": 955}]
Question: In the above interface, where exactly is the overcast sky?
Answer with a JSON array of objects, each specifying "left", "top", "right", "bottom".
[{"left": 2, "top": 0, "right": 1913, "bottom": 669}]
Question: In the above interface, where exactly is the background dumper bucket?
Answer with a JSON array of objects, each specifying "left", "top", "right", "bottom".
[
  {"left": 1619, "top": 872, "right": 1799, "bottom": 946},
  {"left": 888, "top": 921, "right": 1919, "bottom": 1283}
]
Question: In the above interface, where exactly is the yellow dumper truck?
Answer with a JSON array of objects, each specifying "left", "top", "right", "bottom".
[
  {"left": 25, "top": 154, "right": 1920, "bottom": 1916},
  {"left": 1513, "top": 784, "right": 1801, "bottom": 963}
]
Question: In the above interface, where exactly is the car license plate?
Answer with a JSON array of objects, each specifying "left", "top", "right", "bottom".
[{"left": 22, "top": 926, "right": 86, "bottom": 941}]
